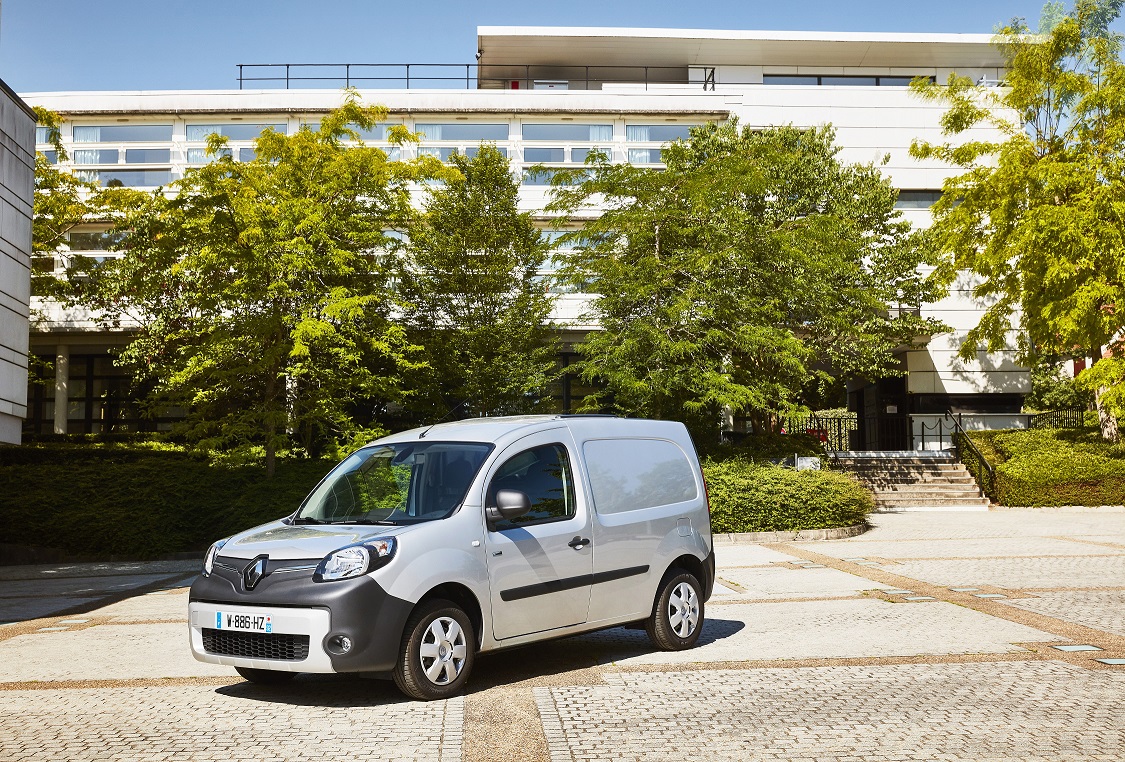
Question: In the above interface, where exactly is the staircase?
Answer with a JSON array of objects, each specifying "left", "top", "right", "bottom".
[{"left": 833, "top": 451, "right": 991, "bottom": 512}]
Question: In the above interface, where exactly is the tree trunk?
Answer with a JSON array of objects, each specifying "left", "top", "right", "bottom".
[
  {"left": 265, "top": 438, "right": 276, "bottom": 479},
  {"left": 1096, "top": 386, "right": 1119, "bottom": 443}
]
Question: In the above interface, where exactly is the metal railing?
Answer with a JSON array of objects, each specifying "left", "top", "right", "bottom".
[
  {"left": 235, "top": 63, "right": 707, "bottom": 91},
  {"left": 1029, "top": 408, "right": 1092, "bottom": 429},
  {"left": 780, "top": 414, "right": 856, "bottom": 452},
  {"left": 946, "top": 412, "right": 996, "bottom": 500}
]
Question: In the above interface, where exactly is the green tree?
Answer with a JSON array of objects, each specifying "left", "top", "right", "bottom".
[
  {"left": 398, "top": 144, "right": 557, "bottom": 419},
  {"left": 79, "top": 98, "right": 442, "bottom": 474},
  {"left": 30, "top": 107, "right": 136, "bottom": 301},
  {"left": 1025, "top": 359, "right": 1095, "bottom": 410},
  {"left": 910, "top": 0, "right": 1125, "bottom": 440},
  {"left": 548, "top": 121, "right": 944, "bottom": 439}
]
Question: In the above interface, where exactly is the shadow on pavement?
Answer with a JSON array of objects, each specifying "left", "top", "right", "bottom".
[{"left": 215, "top": 673, "right": 407, "bottom": 706}]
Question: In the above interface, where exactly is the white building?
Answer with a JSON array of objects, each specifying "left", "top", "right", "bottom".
[
  {"left": 0, "top": 79, "right": 35, "bottom": 445},
  {"left": 20, "top": 27, "right": 1029, "bottom": 447}
]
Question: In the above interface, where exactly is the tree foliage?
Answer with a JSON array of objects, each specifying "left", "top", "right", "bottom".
[
  {"left": 910, "top": 0, "right": 1125, "bottom": 439},
  {"left": 398, "top": 144, "right": 557, "bottom": 419},
  {"left": 547, "top": 121, "right": 944, "bottom": 437},
  {"left": 78, "top": 97, "right": 443, "bottom": 473},
  {"left": 29, "top": 107, "right": 139, "bottom": 304}
]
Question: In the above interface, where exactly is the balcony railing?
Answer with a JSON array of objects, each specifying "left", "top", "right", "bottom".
[{"left": 235, "top": 63, "right": 713, "bottom": 91}]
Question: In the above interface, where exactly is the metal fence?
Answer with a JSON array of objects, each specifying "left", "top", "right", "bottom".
[
  {"left": 780, "top": 415, "right": 856, "bottom": 452},
  {"left": 1029, "top": 408, "right": 1092, "bottom": 429},
  {"left": 235, "top": 63, "right": 708, "bottom": 91}
]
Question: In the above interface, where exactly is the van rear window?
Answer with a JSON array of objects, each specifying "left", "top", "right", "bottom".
[{"left": 583, "top": 438, "right": 698, "bottom": 515}]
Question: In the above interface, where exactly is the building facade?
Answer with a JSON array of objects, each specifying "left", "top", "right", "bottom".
[
  {"left": 0, "top": 78, "right": 35, "bottom": 445},
  {"left": 20, "top": 27, "right": 1029, "bottom": 446}
]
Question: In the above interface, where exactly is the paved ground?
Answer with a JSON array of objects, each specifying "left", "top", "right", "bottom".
[{"left": 1, "top": 511, "right": 1123, "bottom": 761}]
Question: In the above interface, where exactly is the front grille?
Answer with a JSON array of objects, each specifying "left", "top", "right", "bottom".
[{"left": 202, "top": 629, "right": 310, "bottom": 661}]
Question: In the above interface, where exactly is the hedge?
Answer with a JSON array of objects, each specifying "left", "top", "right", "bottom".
[
  {"left": 963, "top": 427, "right": 1125, "bottom": 506},
  {"left": 702, "top": 458, "right": 872, "bottom": 533},
  {"left": 0, "top": 445, "right": 332, "bottom": 559},
  {"left": 1, "top": 437, "right": 870, "bottom": 560}
]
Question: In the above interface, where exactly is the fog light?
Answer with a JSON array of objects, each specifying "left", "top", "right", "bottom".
[{"left": 327, "top": 634, "right": 352, "bottom": 655}]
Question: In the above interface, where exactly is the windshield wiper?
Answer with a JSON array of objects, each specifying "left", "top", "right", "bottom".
[
  {"left": 289, "top": 516, "right": 325, "bottom": 525},
  {"left": 334, "top": 519, "right": 398, "bottom": 525}
]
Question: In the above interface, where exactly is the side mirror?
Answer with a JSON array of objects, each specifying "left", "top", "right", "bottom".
[{"left": 486, "top": 489, "right": 532, "bottom": 528}]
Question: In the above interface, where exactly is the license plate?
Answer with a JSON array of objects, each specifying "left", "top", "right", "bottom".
[{"left": 215, "top": 611, "right": 273, "bottom": 633}]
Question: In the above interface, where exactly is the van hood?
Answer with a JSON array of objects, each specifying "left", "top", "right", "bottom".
[{"left": 220, "top": 520, "right": 421, "bottom": 561}]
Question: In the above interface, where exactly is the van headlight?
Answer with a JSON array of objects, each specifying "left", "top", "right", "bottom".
[
  {"left": 314, "top": 538, "right": 397, "bottom": 582},
  {"left": 202, "top": 538, "right": 229, "bottom": 576}
]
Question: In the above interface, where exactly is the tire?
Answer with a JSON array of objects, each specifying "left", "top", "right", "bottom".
[
  {"left": 392, "top": 599, "right": 475, "bottom": 701},
  {"left": 235, "top": 666, "right": 297, "bottom": 684},
  {"left": 646, "top": 571, "right": 704, "bottom": 651}
]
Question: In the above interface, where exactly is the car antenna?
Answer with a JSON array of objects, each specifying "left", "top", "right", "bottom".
[{"left": 418, "top": 400, "right": 468, "bottom": 438}]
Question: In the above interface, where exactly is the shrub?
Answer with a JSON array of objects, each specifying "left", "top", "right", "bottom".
[
  {"left": 964, "top": 428, "right": 1125, "bottom": 506},
  {"left": 700, "top": 431, "right": 825, "bottom": 461},
  {"left": 0, "top": 445, "right": 333, "bottom": 559},
  {"left": 702, "top": 458, "right": 872, "bottom": 533}
]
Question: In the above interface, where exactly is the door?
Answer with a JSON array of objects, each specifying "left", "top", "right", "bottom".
[{"left": 484, "top": 433, "right": 592, "bottom": 640}]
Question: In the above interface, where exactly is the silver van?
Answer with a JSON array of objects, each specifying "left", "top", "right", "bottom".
[{"left": 188, "top": 415, "right": 714, "bottom": 699}]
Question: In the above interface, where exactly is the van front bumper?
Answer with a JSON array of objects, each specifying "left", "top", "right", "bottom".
[{"left": 188, "top": 558, "right": 414, "bottom": 674}]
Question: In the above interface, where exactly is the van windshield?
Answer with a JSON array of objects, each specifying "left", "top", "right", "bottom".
[{"left": 294, "top": 442, "right": 493, "bottom": 525}]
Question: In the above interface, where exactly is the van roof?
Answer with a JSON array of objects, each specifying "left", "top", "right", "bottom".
[{"left": 370, "top": 415, "right": 693, "bottom": 451}]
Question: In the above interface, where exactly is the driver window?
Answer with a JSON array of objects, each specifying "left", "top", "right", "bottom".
[{"left": 488, "top": 444, "right": 576, "bottom": 530}]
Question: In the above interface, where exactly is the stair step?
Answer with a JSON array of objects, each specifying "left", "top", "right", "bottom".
[
  {"left": 864, "top": 488, "right": 981, "bottom": 492},
  {"left": 875, "top": 495, "right": 990, "bottom": 505}
]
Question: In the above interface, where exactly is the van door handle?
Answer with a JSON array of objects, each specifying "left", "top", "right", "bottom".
[{"left": 568, "top": 536, "right": 591, "bottom": 550}]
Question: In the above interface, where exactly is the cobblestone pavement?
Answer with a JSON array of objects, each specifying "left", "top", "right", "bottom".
[
  {"left": 0, "top": 681, "right": 463, "bottom": 762},
  {"left": 536, "top": 663, "right": 1125, "bottom": 762},
  {"left": 1, "top": 511, "right": 1123, "bottom": 761}
]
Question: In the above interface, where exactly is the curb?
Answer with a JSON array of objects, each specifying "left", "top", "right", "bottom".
[
  {"left": 712, "top": 522, "right": 868, "bottom": 544},
  {"left": 989, "top": 505, "right": 1125, "bottom": 513}
]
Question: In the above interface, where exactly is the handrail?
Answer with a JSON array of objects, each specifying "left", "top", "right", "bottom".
[
  {"left": 944, "top": 411, "right": 996, "bottom": 496},
  {"left": 235, "top": 62, "right": 706, "bottom": 91}
]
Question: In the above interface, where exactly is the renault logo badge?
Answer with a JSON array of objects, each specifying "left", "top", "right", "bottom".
[{"left": 243, "top": 555, "right": 268, "bottom": 590}]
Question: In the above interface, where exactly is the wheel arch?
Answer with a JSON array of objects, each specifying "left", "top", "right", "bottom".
[
  {"left": 661, "top": 553, "right": 707, "bottom": 592},
  {"left": 415, "top": 582, "right": 484, "bottom": 649}
]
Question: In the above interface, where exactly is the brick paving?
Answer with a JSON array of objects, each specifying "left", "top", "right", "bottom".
[
  {"left": 1, "top": 511, "right": 1124, "bottom": 761},
  {"left": 0, "top": 681, "right": 463, "bottom": 762},
  {"left": 882, "top": 555, "right": 1125, "bottom": 589},
  {"left": 1000, "top": 591, "right": 1125, "bottom": 638},
  {"left": 535, "top": 662, "right": 1125, "bottom": 761}
]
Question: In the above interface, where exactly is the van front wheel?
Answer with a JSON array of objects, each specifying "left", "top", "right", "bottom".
[
  {"left": 646, "top": 572, "right": 704, "bottom": 651},
  {"left": 393, "top": 599, "right": 475, "bottom": 701}
]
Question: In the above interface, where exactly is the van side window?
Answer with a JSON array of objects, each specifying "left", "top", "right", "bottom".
[
  {"left": 488, "top": 444, "right": 577, "bottom": 530},
  {"left": 583, "top": 438, "right": 698, "bottom": 515}
]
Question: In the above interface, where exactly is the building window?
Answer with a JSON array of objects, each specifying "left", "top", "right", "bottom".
[
  {"left": 895, "top": 190, "right": 942, "bottom": 209},
  {"left": 416, "top": 123, "right": 508, "bottom": 142},
  {"left": 75, "top": 169, "right": 173, "bottom": 187},
  {"left": 418, "top": 146, "right": 507, "bottom": 161},
  {"left": 522, "top": 123, "right": 614, "bottom": 168},
  {"left": 763, "top": 75, "right": 932, "bottom": 86},
  {"left": 68, "top": 230, "right": 127, "bottom": 251},
  {"left": 415, "top": 123, "right": 510, "bottom": 164},
  {"left": 125, "top": 148, "right": 171, "bottom": 163},
  {"left": 625, "top": 124, "right": 693, "bottom": 165},
  {"left": 35, "top": 126, "right": 52, "bottom": 144},
  {"left": 522, "top": 124, "right": 612, "bottom": 142},
  {"left": 185, "top": 123, "right": 286, "bottom": 141},
  {"left": 72, "top": 124, "right": 173, "bottom": 142}
]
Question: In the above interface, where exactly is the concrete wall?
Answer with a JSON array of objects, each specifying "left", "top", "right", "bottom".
[{"left": 0, "top": 79, "right": 34, "bottom": 444}]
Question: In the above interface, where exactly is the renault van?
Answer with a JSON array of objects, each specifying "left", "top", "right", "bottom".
[{"left": 188, "top": 415, "right": 714, "bottom": 700}]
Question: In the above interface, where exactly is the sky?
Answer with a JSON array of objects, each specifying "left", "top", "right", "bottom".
[{"left": 0, "top": 0, "right": 1113, "bottom": 93}]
